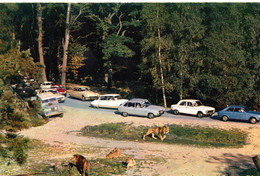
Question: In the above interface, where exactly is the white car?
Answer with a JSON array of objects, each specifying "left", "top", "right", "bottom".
[
  {"left": 37, "top": 93, "right": 63, "bottom": 118},
  {"left": 37, "top": 89, "right": 66, "bottom": 103},
  {"left": 91, "top": 94, "right": 128, "bottom": 109},
  {"left": 69, "top": 86, "right": 99, "bottom": 101},
  {"left": 40, "top": 81, "right": 53, "bottom": 89},
  {"left": 171, "top": 99, "right": 215, "bottom": 118}
]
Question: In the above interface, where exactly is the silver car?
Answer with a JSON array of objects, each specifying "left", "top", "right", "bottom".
[{"left": 118, "top": 98, "right": 165, "bottom": 119}]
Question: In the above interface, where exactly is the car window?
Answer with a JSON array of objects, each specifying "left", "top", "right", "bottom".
[
  {"left": 234, "top": 108, "right": 241, "bottom": 112},
  {"left": 143, "top": 101, "right": 150, "bottom": 107},
  {"left": 180, "top": 101, "right": 186, "bottom": 106},
  {"left": 108, "top": 96, "right": 114, "bottom": 100},
  {"left": 49, "top": 98, "right": 57, "bottom": 103},
  {"left": 124, "top": 103, "right": 128, "bottom": 107},
  {"left": 128, "top": 102, "right": 134, "bottom": 107},
  {"left": 195, "top": 101, "right": 203, "bottom": 106},
  {"left": 135, "top": 103, "right": 141, "bottom": 108},
  {"left": 42, "top": 99, "right": 48, "bottom": 103},
  {"left": 187, "top": 102, "right": 192, "bottom": 106},
  {"left": 227, "top": 108, "right": 234, "bottom": 111},
  {"left": 100, "top": 96, "right": 107, "bottom": 100}
]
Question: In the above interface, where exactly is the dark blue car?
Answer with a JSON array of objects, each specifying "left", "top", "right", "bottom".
[{"left": 218, "top": 105, "right": 260, "bottom": 124}]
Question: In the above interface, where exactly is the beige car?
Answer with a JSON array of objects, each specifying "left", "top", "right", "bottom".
[{"left": 69, "top": 86, "right": 99, "bottom": 101}]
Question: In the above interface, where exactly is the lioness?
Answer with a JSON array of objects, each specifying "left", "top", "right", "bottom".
[
  {"left": 70, "top": 154, "right": 90, "bottom": 176},
  {"left": 142, "top": 125, "right": 169, "bottom": 141},
  {"left": 125, "top": 157, "right": 136, "bottom": 169},
  {"left": 106, "top": 147, "right": 123, "bottom": 159}
]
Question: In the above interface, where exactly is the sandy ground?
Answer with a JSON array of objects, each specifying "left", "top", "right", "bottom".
[{"left": 21, "top": 106, "right": 260, "bottom": 176}]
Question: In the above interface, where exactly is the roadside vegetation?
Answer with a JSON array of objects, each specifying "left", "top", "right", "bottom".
[{"left": 80, "top": 123, "right": 248, "bottom": 148}]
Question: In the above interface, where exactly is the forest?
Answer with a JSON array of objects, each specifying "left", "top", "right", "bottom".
[{"left": 0, "top": 3, "right": 259, "bottom": 109}]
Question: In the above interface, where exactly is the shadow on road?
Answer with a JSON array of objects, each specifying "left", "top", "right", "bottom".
[{"left": 206, "top": 153, "right": 256, "bottom": 175}]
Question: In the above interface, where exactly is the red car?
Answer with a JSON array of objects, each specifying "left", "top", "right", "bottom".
[{"left": 51, "top": 84, "right": 67, "bottom": 96}]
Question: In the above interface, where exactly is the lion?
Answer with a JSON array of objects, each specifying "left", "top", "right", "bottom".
[
  {"left": 69, "top": 154, "right": 90, "bottom": 176},
  {"left": 125, "top": 157, "right": 136, "bottom": 169},
  {"left": 142, "top": 125, "right": 169, "bottom": 141},
  {"left": 106, "top": 147, "right": 123, "bottom": 159}
]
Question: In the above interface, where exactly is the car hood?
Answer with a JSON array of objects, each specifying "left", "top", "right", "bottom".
[
  {"left": 57, "top": 88, "right": 66, "bottom": 92},
  {"left": 198, "top": 106, "right": 215, "bottom": 110},
  {"left": 248, "top": 111, "right": 260, "bottom": 115},
  {"left": 85, "top": 91, "right": 99, "bottom": 96},
  {"left": 146, "top": 105, "right": 165, "bottom": 111}
]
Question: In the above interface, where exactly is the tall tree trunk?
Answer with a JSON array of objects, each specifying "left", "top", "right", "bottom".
[
  {"left": 157, "top": 7, "right": 167, "bottom": 108},
  {"left": 37, "top": 3, "right": 47, "bottom": 82},
  {"left": 61, "top": 3, "right": 71, "bottom": 86}
]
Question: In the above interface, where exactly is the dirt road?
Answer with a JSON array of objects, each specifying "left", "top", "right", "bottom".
[{"left": 21, "top": 104, "right": 260, "bottom": 176}]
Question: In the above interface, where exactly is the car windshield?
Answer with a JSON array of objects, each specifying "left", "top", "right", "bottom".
[
  {"left": 194, "top": 101, "right": 203, "bottom": 106},
  {"left": 143, "top": 101, "right": 151, "bottom": 107},
  {"left": 43, "top": 98, "right": 57, "bottom": 103}
]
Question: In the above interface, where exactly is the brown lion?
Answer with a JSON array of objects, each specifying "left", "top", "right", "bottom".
[
  {"left": 106, "top": 147, "right": 123, "bottom": 159},
  {"left": 142, "top": 125, "right": 170, "bottom": 141},
  {"left": 125, "top": 157, "right": 136, "bottom": 169},
  {"left": 69, "top": 154, "right": 90, "bottom": 176}
]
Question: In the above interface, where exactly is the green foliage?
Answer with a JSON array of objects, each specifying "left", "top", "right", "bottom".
[
  {"left": 0, "top": 133, "right": 30, "bottom": 166},
  {"left": 80, "top": 123, "right": 248, "bottom": 148}
]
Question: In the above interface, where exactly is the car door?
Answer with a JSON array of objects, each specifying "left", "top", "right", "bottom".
[
  {"left": 133, "top": 103, "right": 146, "bottom": 116},
  {"left": 124, "top": 102, "right": 134, "bottom": 115},
  {"left": 178, "top": 101, "right": 187, "bottom": 114},
  {"left": 232, "top": 108, "right": 246, "bottom": 120},
  {"left": 99, "top": 96, "right": 109, "bottom": 107},
  {"left": 185, "top": 101, "right": 195, "bottom": 115}
]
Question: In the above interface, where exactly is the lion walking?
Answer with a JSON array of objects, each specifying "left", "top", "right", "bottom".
[
  {"left": 142, "top": 126, "right": 169, "bottom": 141},
  {"left": 69, "top": 154, "right": 90, "bottom": 176}
]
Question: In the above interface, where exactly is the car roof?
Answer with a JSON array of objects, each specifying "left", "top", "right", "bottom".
[
  {"left": 226, "top": 105, "right": 247, "bottom": 108},
  {"left": 180, "top": 99, "right": 200, "bottom": 101},
  {"left": 38, "top": 92, "right": 57, "bottom": 99},
  {"left": 40, "top": 88, "right": 56, "bottom": 91},
  {"left": 42, "top": 81, "right": 53, "bottom": 84},
  {"left": 129, "top": 98, "right": 149, "bottom": 102},
  {"left": 100, "top": 94, "right": 120, "bottom": 97},
  {"left": 74, "top": 86, "right": 90, "bottom": 89}
]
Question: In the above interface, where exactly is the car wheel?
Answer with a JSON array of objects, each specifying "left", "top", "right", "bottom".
[
  {"left": 148, "top": 113, "right": 155, "bottom": 119},
  {"left": 172, "top": 110, "right": 179, "bottom": 115},
  {"left": 222, "top": 115, "right": 228, "bottom": 122},
  {"left": 60, "top": 113, "right": 64, "bottom": 118},
  {"left": 249, "top": 117, "right": 257, "bottom": 124},
  {"left": 82, "top": 96, "right": 86, "bottom": 101},
  {"left": 197, "top": 112, "right": 204, "bottom": 118},
  {"left": 122, "top": 112, "right": 128, "bottom": 117}
]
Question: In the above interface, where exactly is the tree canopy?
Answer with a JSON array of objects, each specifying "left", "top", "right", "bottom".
[{"left": 0, "top": 3, "right": 259, "bottom": 109}]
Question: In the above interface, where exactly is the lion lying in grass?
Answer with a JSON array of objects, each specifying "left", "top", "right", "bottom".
[
  {"left": 106, "top": 147, "right": 123, "bottom": 159},
  {"left": 142, "top": 125, "right": 169, "bottom": 141}
]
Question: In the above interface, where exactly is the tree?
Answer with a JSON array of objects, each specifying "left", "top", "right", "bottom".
[
  {"left": 61, "top": 3, "right": 71, "bottom": 86},
  {"left": 141, "top": 4, "right": 174, "bottom": 107},
  {"left": 87, "top": 3, "right": 139, "bottom": 89},
  {"left": 37, "top": 3, "right": 47, "bottom": 82}
]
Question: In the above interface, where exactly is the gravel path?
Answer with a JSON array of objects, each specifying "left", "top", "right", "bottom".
[{"left": 21, "top": 105, "right": 260, "bottom": 175}]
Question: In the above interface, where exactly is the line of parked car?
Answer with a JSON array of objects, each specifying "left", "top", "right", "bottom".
[{"left": 36, "top": 82, "right": 260, "bottom": 124}]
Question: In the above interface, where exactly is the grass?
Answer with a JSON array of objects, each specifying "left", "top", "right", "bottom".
[
  {"left": 0, "top": 140, "right": 141, "bottom": 176},
  {"left": 80, "top": 123, "right": 248, "bottom": 148}
]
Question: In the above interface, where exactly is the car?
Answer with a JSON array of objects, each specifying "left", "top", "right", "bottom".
[
  {"left": 218, "top": 105, "right": 260, "bottom": 124},
  {"left": 69, "top": 86, "right": 99, "bottom": 101},
  {"left": 171, "top": 99, "right": 215, "bottom": 118},
  {"left": 90, "top": 94, "right": 128, "bottom": 109},
  {"left": 37, "top": 93, "right": 63, "bottom": 118},
  {"left": 40, "top": 81, "right": 53, "bottom": 89},
  {"left": 51, "top": 84, "right": 67, "bottom": 96},
  {"left": 37, "top": 89, "right": 66, "bottom": 103},
  {"left": 118, "top": 98, "right": 165, "bottom": 119}
]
